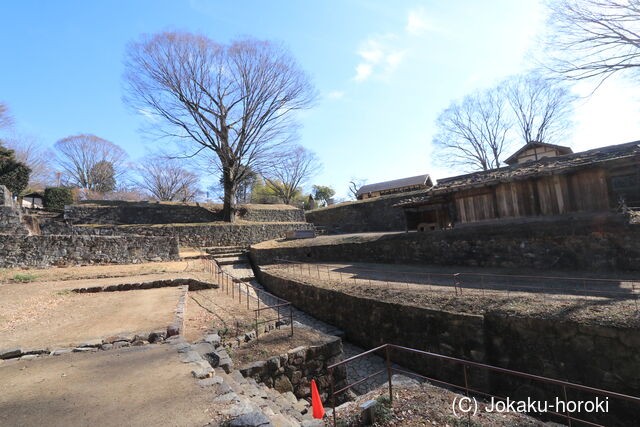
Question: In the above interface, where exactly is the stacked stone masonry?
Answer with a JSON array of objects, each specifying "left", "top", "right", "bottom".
[
  {"left": 252, "top": 216, "right": 640, "bottom": 272},
  {"left": 41, "top": 222, "right": 315, "bottom": 248},
  {"left": 305, "top": 192, "right": 422, "bottom": 234},
  {"left": 239, "top": 337, "right": 348, "bottom": 403},
  {"left": 255, "top": 270, "right": 639, "bottom": 425},
  {"left": 0, "top": 234, "right": 179, "bottom": 268},
  {"left": 64, "top": 203, "right": 306, "bottom": 225}
]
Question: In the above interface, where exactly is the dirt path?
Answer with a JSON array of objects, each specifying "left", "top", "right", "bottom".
[{"left": 0, "top": 345, "right": 213, "bottom": 427}]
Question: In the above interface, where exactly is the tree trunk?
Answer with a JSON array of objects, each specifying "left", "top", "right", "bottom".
[{"left": 222, "top": 166, "right": 237, "bottom": 222}]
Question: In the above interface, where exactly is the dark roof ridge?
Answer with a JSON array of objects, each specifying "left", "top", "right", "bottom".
[{"left": 437, "top": 140, "right": 640, "bottom": 186}]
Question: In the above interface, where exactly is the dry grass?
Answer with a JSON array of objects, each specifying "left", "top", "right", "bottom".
[
  {"left": 184, "top": 281, "right": 281, "bottom": 343},
  {"left": 0, "top": 260, "right": 196, "bottom": 284},
  {"left": 336, "top": 382, "right": 550, "bottom": 426},
  {"left": 231, "top": 327, "right": 331, "bottom": 368},
  {"left": 265, "top": 264, "right": 640, "bottom": 328}
]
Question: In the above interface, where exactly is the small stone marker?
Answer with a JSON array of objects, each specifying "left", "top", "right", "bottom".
[{"left": 359, "top": 399, "right": 378, "bottom": 425}]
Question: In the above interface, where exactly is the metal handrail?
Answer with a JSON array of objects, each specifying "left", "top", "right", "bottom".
[
  {"left": 327, "top": 343, "right": 640, "bottom": 427},
  {"left": 199, "top": 254, "right": 294, "bottom": 338},
  {"left": 271, "top": 259, "right": 640, "bottom": 311}
]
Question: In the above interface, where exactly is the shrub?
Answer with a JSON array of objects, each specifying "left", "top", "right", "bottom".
[{"left": 43, "top": 187, "right": 74, "bottom": 210}]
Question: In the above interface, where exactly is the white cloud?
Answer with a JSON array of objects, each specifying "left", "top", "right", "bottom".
[
  {"left": 406, "top": 8, "right": 433, "bottom": 36},
  {"left": 354, "top": 63, "right": 373, "bottom": 82},
  {"left": 353, "top": 36, "right": 407, "bottom": 82},
  {"left": 326, "top": 90, "right": 345, "bottom": 99}
]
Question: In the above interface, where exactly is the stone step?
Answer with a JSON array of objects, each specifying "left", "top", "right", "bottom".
[
  {"left": 215, "top": 255, "right": 250, "bottom": 266},
  {"left": 206, "top": 246, "right": 247, "bottom": 255}
]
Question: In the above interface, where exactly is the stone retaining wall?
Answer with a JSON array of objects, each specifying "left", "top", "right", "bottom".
[
  {"left": 0, "top": 234, "right": 179, "bottom": 268},
  {"left": 239, "top": 336, "right": 348, "bottom": 402},
  {"left": 254, "top": 271, "right": 487, "bottom": 390},
  {"left": 42, "top": 222, "right": 315, "bottom": 248},
  {"left": 255, "top": 270, "right": 639, "bottom": 425},
  {"left": 64, "top": 203, "right": 305, "bottom": 225},
  {"left": 304, "top": 192, "right": 421, "bottom": 234},
  {"left": 252, "top": 216, "right": 640, "bottom": 272}
]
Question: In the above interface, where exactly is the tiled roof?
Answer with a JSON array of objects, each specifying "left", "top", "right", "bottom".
[
  {"left": 357, "top": 174, "right": 432, "bottom": 196},
  {"left": 395, "top": 141, "right": 640, "bottom": 207},
  {"left": 504, "top": 141, "right": 573, "bottom": 165}
]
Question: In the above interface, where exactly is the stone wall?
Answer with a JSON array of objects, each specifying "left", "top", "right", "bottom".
[
  {"left": 239, "top": 336, "right": 348, "bottom": 402},
  {"left": 304, "top": 191, "right": 424, "bottom": 234},
  {"left": 252, "top": 215, "right": 640, "bottom": 273},
  {"left": 64, "top": 202, "right": 306, "bottom": 225},
  {"left": 254, "top": 271, "right": 487, "bottom": 390},
  {"left": 304, "top": 197, "right": 407, "bottom": 234},
  {"left": 0, "top": 234, "right": 179, "bottom": 268},
  {"left": 239, "top": 206, "right": 306, "bottom": 223},
  {"left": 41, "top": 221, "right": 315, "bottom": 247},
  {"left": 64, "top": 203, "right": 220, "bottom": 225},
  {"left": 255, "top": 270, "right": 639, "bottom": 425}
]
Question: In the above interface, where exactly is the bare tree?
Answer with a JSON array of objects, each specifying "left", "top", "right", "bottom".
[
  {"left": 123, "top": 32, "right": 316, "bottom": 221},
  {"left": 0, "top": 103, "right": 13, "bottom": 130},
  {"left": 348, "top": 177, "right": 367, "bottom": 200},
  {"left": 546, "top": 0, "right": 640, "bottom": 85},
  {"left": 264, "top": 146, "right": 321, "bottom": 204},
  {"left": 503, "top": 72, "right": 577, "bottom": 144},
  {"left": 136, "top": 156, "right": 201, "bottom": 202},
  {"left": 54, "top": 134, "right": 128, "bottom": 191},
  {"left": 433, "top": 87, "right": 512, "bottom": 171},
  {"left": 4, "top": 134, "right": 54, "bottom": 189}
]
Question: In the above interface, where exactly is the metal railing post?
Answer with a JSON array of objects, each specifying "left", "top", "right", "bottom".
[
  {"left": 330, "top": 367, "right": 336, "bottom": 426},
  {"left": 385, "top": 345, "right": 393, "bottom": 405},
  {"left": 289, "top": 305, "right": 294, "bottom": 337}
]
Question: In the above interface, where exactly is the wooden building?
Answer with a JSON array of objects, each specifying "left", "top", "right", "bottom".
[
  {"left": 397, "top": 141, "right": 640, "bottom": 231},
  {"left": 357, "top": 174, "right": 433, "bottom": 200}
]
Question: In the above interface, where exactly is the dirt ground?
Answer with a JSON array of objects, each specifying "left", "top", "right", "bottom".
[
  {"left": 231, "top": 327, "right": 332, "bottom": 368},
  {"left": 0, "top": 259, "right": 197, "bottom": 284},
  {"left": 0, "top": 345, "right": 213, "bottom": 427},
  {"left": 265, "top": 263, "right": 640, "bottom": 327},
  {"left": 336, "top": 381, "right": 552, "bottom": 426},
  {"left": 184, "top": 284, "right": 281, "bottom": 343}
]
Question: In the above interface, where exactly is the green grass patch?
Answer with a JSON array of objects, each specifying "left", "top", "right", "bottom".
[{"left": 11, "top": 273, "right": 39, "bottom": 283}]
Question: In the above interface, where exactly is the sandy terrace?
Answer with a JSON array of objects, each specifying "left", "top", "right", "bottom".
[
  {"left": 0, "top": 259, "right": 197, "bottom": 284},
  {"left": 0, "top": 259, "right": 208, "bottom": 349}
]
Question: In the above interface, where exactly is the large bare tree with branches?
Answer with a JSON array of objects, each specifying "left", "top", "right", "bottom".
[
  {"left": 136, "top": 156, "right": 201, "bottom": 202},
  {"left": 123, "top": 32, "right": 316, "bottom": 221},
  {"left": 4, "top": 134, "right": 54, "bottom": 189},
  {"left": 264, "top": 146, "right": 321, "bottom": 204},
  {"left": 54, "top": 134, "right": 128, "bottom": 191},
  {"left": 433, "top": 88, "right": 512, "bottom": 171},
  {"left": 503, "top": 72, "right": 577, "bottom": 144},
  {"left": 546, "top": 0, "right": 640, "bottom": 85}
]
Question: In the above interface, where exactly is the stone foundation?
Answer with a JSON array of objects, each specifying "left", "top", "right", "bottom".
[{"left": 238, "top": 336, "right": 348, "bottom": 402}]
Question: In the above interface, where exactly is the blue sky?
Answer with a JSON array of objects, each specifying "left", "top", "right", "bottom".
[{"left": 2, "top": 0, "right": 640, "bottom": 200}]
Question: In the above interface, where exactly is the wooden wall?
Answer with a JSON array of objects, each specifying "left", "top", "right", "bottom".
[{"left": 453, "top": 168, "right": 611, "bottom": 224}]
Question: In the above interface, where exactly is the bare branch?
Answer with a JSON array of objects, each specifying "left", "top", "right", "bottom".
[{"left": 123, "top": 32, "right": 316, "bottom": 221}]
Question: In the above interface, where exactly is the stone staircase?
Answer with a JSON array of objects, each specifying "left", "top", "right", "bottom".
[{"left": 169, "top": 333, "right": 324, "bottom": 426}]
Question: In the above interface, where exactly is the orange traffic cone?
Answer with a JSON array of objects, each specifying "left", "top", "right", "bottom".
[{"left": 311, "top": 379, "right": 325, "bottom": 419}]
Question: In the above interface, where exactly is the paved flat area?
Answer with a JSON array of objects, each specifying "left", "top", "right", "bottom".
[
  {"left": 0, "top": 274, "right": 192, "bottom": 349},
  {"left": 0, "top": 345, "right": 212, "bottom": 427}
]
